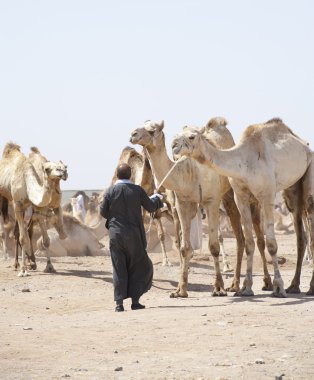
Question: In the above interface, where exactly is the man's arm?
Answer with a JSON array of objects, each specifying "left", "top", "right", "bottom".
[{"left": 140, "top": 188, "right": 163, "bottom": 212}]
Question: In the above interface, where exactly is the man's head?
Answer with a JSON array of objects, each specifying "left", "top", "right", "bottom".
[{"left": 116, "top": 163, "right": 132, "bottom": 180}]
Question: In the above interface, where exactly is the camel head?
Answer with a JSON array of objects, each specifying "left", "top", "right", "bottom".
[
  {"left": 171, "top": 126, "right": 205, "bottom": 161},
  {"left": 55, "top": 160, "right": 68, "bottom": 181},
  {"left": 130, "top": 120, "right": 165, "bottom": 149},
  {"left": 43, "top": 161, "right": 68, "bottom": 181}
]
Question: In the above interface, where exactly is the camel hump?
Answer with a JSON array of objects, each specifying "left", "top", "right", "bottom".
[
  {"left": 2, "top": 142, "right": 21, "bottom": 158},
  {"left": 30, "top": 146, "right": 41, "bottom": 154},
  {"left": 206, "top": 117, "right": 228, "bottom": 129},
  {"left": 204, "top": 117, "right": 235, "bottom": 149},
  {"left": 265, "top": 118, "right": 309, "bottom": 145},
  {"left": 265, "top": 117, "right": 283, "bottom": 125}
]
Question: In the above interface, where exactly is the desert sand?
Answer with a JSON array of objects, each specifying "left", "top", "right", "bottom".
[{"left": 1, "top": 233, "right": 314, "bottom": 380}]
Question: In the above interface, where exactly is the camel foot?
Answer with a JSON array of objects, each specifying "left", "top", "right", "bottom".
[
  {"left": 234, "top": 288, "right": 254, "bottom": 297},
  {"left": 58, "top": 231, "right": 67, "bottom": 240},
  {"left": 285, "top": 284, "right": 301, "bottom": 294},
  {"left": 27, "top": 262, "right": 37, "bottom": 271},
  {"left": 212, "top": 289, "right": 227, "bottom": 297},
  {"left": 18, "top": 269, "right": 30, "bottom": 277},
  {"left": 170, "top": 290, "right": 188, "bottom": 298},
  {"left": 271, "top": 288, "right": 287, "bottom": 298},
  {"left": 305, "top": 287, "right": 314, "bottom": 296},
  {"left": 226, "top": 285, "right": 240, "bottom": 293},
  {"left": 262, "top": 278, "right": 273, "bottom": 291},
  {"left": 162, "top": 259, "right": 172, "bottom": 267},
  {"left": 13, "top": 262, "right": 20, "bottom": 271},
  {"left": 44, "top": 264, "right": 56, "bottom": 273}
]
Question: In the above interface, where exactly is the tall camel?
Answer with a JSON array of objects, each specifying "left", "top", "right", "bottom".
[
  {"left": 172, "top": 118, "right": 312, "bottom": 297},
  {"left": 0, "top": 143, "right": 64, "bottom": 276},
  {"left": 130, "top": 119, "right": 248, "bottom": 297},
  {"left": 112, "top": 146, "right": 174, "bottom": 266}
]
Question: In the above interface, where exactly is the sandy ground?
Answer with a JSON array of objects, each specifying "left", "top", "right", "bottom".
[{"left": 1, "top": 233, "right": 314, "bottom": 380}]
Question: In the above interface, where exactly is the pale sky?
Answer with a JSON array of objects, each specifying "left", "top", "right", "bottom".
[{"left": 1, "top": 0, "right": 313, "bottom": 190}]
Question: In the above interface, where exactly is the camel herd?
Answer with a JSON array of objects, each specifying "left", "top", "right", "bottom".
[{"left": 1, "top": 117, "right": 313, "bottom": 299}]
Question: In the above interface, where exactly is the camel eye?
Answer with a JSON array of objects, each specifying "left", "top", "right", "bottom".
[
  {"left": 148, "top": 131, "right": 154, "bottom": 135},
  {"left": 189, "top": 135, "right": 195, "bottom": 140}
]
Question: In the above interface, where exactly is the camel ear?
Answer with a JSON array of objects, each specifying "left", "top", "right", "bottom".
[
  {"left": 157, "top": 120, "right": 164, "bottom": 131},
  {"left": 43, "top": 162, "right": 53, "bottom": 175},
  {"left": 199, "top": 126, "right": 206, "bottom": 134}
]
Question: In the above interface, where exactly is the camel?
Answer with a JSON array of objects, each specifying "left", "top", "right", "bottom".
[
  {"left": 84, "top": 195, "right": 107, "bottom": 240},
  {"left": 130, "top": 119, "right": 250, "bottom": 297},
  {"left": 4, "top": 147, "right": 68, "bottom": 274},
  {"left": 173, "top": 118, "right": 312, "bottom": 297},
  {"left": 111, "top": 146, "right": 174, "bottom": 266},
  {"left": 0, "top": 143, "right": 61, "bottom": 276},
  {"left": 35, "top": 213, "right": 107, "bottom": 266}
]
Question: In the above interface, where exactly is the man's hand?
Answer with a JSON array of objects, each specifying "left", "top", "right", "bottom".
[{"left": 152, "top": 193, "right": 163, "bottom": 200}]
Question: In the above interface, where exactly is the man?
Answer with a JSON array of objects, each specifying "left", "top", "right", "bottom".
[{"left": 100, "top": 163, "right": 163, "bottom": 312}]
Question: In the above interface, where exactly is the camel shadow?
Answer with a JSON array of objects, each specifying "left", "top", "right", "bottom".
[
  {"left": 227, "top": 292, "right": 314, "bottom": 305},
  {"left": 189, "top": 262, "right": 214, "bottom": 270},
  {"left": 148, "top": 304, "right": 224, "bottom": 309},
  {"left": 50, "top": 269, "right": 112, "bottom": 282},
  {"left": 153, "top": 278, "right": 214, "bottom": 293}
]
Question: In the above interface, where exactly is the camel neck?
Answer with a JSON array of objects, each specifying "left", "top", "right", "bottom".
[
  {"left": 199, "top": 137, "right": 245, "bottom": 180},
  {"left": 144, "top": 139, "right": 178, "bottom": 191}
]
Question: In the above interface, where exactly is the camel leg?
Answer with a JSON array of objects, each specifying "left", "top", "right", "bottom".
[
  {"left": 18, "top": 248, "right": 29, "bottom": 277},
  {"left": 261, "top": 195, "right": 287, "bottom": 298},
  {"left": 222, "top": 190, "right": 245, "bottom": 292},
  {"left": 232, "top": 190, "right": 255, "bottom": 297},
  {"left": 204, "top": 200, "right": 227, "bottom": 296},
  {"left": 250, "top": 200, "right": 273, "bottom": 291},
  {"left": 155, "top": 218, "right": 172, "bottom": 266},
  {"left": 26, "top": 219, "right": 37, "bottom": 270},
  {"left": 306, "top": 215, "right": 314, "bottom": 295},
  {"left": 36, "top": 212, "right": 50, "bottom": 250},
  {"left": 0, "top": 214, "right": 8, "bottom": 260},
  {"left": 218, "top": 233, "right": 232, "bottom": 273},
  {"left": 43, "top": 249, "right": 56, "bottom": 273},
  {"left": 304, "top": 195, "right": 314, "bottom": 295},
  {"left": 282, "top": 185, "right": 305, "bottom": 294},
  {"left": 53, "top": 207, "right": 67, "bottom": 240},
  {"left": 14, "top": 204, "right": 36, "bottom": 275},
  {"left": 170, "top": 200, "right": 197, "bottom": 298},
  {"left": 14, "top": 239, "right": 20, "bottom": 270},
  {"left": 172, "top": 206, "right": 182, "bottom": 264}
]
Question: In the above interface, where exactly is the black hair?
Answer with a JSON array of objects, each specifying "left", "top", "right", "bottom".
[{"left": 117, "top": 163, "right": 131, "bottom": 179}]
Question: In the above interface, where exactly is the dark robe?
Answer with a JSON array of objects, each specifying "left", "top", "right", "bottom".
[{"left": 100, "top": 182, "right": 163, "bottom": 301}]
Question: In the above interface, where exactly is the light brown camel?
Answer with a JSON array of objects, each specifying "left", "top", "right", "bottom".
[
  {"left": 35, "top": 213, "right": 106, "bottom": 265},
  {"left": 112, "top": 146, "right": 174, "bottom": 266},
  {"left": 172, "top": 118, "right": 273, "bottom": 293},
  {"left": 130, "top": 119, "right": 248, "bottom": 297},
  {"left": 172, "top": 118, "right": 312, "bottom": 297},
  {"left": 24, "top": 147, "right": 68, "bottom": 272},
  {"left": 0, "top": 143, "right": 58, "bottom": 276}
]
